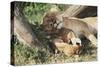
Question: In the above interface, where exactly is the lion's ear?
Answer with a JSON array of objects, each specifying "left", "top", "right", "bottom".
[{"left": 67, "top": 31, "right": 76, "bottom": 39}]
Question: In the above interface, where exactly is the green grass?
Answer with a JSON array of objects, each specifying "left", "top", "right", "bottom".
[{"left": 12, "top": 42, "right": 97, "bottom": 66}]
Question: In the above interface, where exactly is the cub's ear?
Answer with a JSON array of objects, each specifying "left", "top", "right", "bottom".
[{"left": 67, "top": 31, "right": 76, "bottom": 39}]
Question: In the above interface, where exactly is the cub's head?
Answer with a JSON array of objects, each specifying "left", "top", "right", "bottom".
[
  {"left": 41, "top": 13, "right": 70, "bottom": 34},
  {"left": 41, "top": 12, "right": 59, "bottom": 34}
]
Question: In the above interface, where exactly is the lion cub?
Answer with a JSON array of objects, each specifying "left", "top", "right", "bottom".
[{"left": 53, "top": 38, "right": 82, "bottom": 56}]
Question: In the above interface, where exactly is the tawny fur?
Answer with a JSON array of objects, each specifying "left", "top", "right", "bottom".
[
  {"left": 54, "top": 28, "right": 77, "bottom": 44},
  {"left": 62, "top": 17, "right": 97, "bottom": 45},
  {"left": 53, "top": 38, "right": 82, "bottom": 56}
]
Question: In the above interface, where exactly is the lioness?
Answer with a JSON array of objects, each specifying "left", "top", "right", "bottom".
[{"left": 41, "top": 12, "right": 97, "bottom": 46}]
